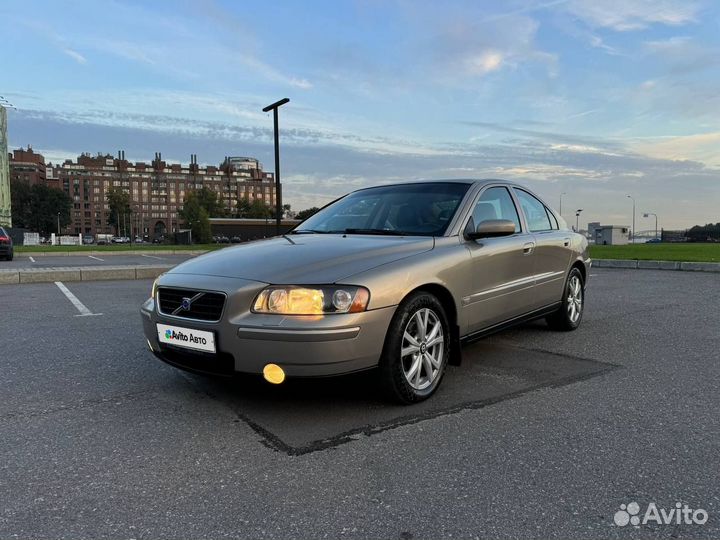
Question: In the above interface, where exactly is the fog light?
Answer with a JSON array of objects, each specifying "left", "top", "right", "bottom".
[{"left": 263, "top": 363, "right": 286, "bottom": 384}]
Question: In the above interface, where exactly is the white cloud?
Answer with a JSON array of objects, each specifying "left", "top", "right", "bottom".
[
  {"left": 62, "top": 47, "right": 86, "bottom": 64},
  {"left": 464, "top": 51, "right": 504, "bottom": 75},
  {"left": 564, "top": 0, "right": 700, "bottom": 30},
  {"left": 632, "top": 132, "right": 720, "bottom": 167}
]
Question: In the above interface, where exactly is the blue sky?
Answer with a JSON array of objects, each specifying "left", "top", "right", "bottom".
[{"left": 1, "top": 0, "right": 719, "bottom": 228}]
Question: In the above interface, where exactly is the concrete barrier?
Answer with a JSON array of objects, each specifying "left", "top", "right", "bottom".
[
  {"left": 135, "top": 266, "right": 170, "bottom": 279},
  {"left": 15, "top": 249, "right": 211, "bottom": 257},
  {"left": 0, "top": 265, "right": 175, "bottom": 285},
  {"left": 637, "top": 260, "right": 681, "bottom": 271},
  {"left": 679, "top": 261, "right": 720, "bottom": 273},
  {"left": 595, "top": 259, "right": 720, "bottom": 273},
  {"left": 0, "top": 271, "right": 20, "bottom": 284},
  {"left": 19, "top": 268, "right": 82, "bottom": 283},
  {"left": 81, "top": 267, "right": 137, "bottom": 281}
]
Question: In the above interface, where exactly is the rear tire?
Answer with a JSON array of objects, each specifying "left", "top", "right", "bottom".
[
  {"left": 546, "top": 267, "right": 584, "bottom": 331},
  {"left": 378, "top": 292, "right": 450, "bottom": 404}
]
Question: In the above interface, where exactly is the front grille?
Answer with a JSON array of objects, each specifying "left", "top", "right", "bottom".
[{"left": 157, "top": 287, "right": 226, "bottom": 321}]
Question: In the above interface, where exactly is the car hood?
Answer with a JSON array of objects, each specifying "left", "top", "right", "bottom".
[{"left": 169, "top": 235, "right": 435, "bottom": 284}]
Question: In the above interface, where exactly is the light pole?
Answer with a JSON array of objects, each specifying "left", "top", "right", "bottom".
[
  {"left": 559, "top": 192, "right": 566, "bottom": 216},
  {"left": 643, "top": 212, "right": 658, "bottom": 240},
  {"left": 627, "top": 195, "right": 635, "bottom": 243},
  {"left": 262, "top": 98, "right": 290, "bottom": 236},
  {"left": 57, "top": 212, "right": 61, "bottom": 241},
  {"left": 575, "top": 209, "right": 583, "bottom": 233}
]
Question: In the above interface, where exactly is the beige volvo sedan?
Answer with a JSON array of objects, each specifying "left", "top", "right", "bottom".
[{"left": 141, "top": 180, "right": 590, "bottom": 403}]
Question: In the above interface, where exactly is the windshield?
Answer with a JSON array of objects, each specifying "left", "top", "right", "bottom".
[{"left": 294, "top": 182, "right": 471, "bottom": 236}]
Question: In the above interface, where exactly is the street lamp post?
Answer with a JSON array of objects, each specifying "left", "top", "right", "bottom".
[
  {"left": 643, "top": 212, "right": 658, "bottom": 240},
  {"left": 627, "top": 195, "right": 636, "bottom": 243},
  {"left": 262, "top": 98, "right": 290, "bottom": 236},
  {"left": 559, "top": 192, "right": 566, "bottom": 216},
  {"left": 575, "top": 209, "right": 583, "bottom": 233},
  {"left": 57, "top": 212, "right": 61, "bottom": 243}
]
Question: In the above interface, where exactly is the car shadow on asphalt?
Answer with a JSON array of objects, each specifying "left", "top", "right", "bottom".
[{"left": 179, "top": 339, "right": 619, "bottom": 456}]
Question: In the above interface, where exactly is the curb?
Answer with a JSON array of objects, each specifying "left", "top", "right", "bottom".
[
  {"left": 15, "top": 249, "right": 210, "bottom": 257},
  {"left": 593, "top": 259, "right": 720, "bottom": 273},
  {"left": 0, "top": 265, "right": 173, "bottom": 285}
]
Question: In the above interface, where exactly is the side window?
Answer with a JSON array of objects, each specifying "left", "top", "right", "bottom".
[
  {"left": 515, "top": 189, "right": 552, "bottom": 232},
  {"left": 546, "top": 207, "right": 559, "bottom": 230},
  {"left": 467, "top": 187, "right": 521, "bottom": 234}
]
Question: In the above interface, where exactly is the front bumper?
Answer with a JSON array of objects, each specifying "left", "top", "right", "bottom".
[{"left": 140, "top": 276, "right": 396, "bottom": 378}]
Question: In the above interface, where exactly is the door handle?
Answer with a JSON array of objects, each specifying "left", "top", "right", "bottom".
[
  {"left": 563, "top": 237, "right": 570, "bottom": 246},
  {"left": 522, "top": 242, "right": 535, "bottom": 255}
]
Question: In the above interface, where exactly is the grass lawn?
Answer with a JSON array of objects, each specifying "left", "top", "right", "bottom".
[
  {"left": 16, "top": 243, "right": 224, "bottom": 253},
  {"left": 590, "top": 243, "right": 720, "bottom": 262}
]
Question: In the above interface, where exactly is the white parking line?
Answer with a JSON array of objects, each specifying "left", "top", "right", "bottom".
[
  {"left": 141, "top": 254, "right": 164, "bottom": 260},
  {"left": 29, "top": 256, "right": 35, "bottom": 263},
  {"left": 54, "top": 282, "right": 103, "bottom": 317},
  {"left": 88, "top": 255, "right": 104, "bottom": 261}
]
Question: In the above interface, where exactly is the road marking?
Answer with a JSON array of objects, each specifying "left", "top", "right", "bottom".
[
  {"left": 141, "top": 254, "right": 164, "bottom": 260},
  {"left": 54, "top": 281, "right": 103, "bottom": 317},
  {"left": 29, "top": 256, "right": 35, "bottom": 263},
  {"left": 88, "top": 255, "right": 104, "bottom": 261}
]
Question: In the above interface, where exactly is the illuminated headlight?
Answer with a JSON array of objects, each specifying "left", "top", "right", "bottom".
[
  {"left": 253, "top": 285, "right": 370, "bottom": 315},
  {"left": 150, "top": 275, "right": 163, "bottom": 300}
]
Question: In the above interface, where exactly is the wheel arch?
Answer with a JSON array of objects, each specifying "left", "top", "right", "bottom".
[
  {"left": 404, "top": 282, "right": 462, "bottom": 366},
  {"left": 570, "top": 258, "right": 587, "bottom": 284}
]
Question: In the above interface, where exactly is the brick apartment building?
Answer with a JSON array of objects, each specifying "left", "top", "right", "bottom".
[
  {"left": 9, "top": 146, "right": 48, "bottom": 187},
  {"left": 10, "top": 149, "right": 276, "bottom": 238}
]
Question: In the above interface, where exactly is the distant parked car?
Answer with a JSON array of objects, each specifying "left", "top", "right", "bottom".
[
  {"left": 153, "top": 236, "right": 165, "bottom": 244},
  {"left": 134, "top": 236, "right": 144, "bottom": 243},
  {"left": 83, "top": 235, "right": 95, "bottom": 245},
  {"left": 0, "top": 227, "right": 13, "bottom": 261},
  {"left": 230, "top": 236, "right": 242, "bottom": 243},
  {"left": 218, "top": 235, "right": 230, "bottom": 244},
  {"left": 646, "top": 238, "right": 661, "bottom": 243}
]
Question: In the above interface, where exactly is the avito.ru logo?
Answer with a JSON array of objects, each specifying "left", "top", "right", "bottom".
[{"left": 614, "top": 501, "right": 708, "bottom": 527}]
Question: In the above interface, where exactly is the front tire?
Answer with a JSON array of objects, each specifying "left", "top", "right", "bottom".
[
  {"left": 546, "top": 267, "right": 584, "bottom": 331},
  {"left": 379, "top": 292, "right": 450, "bottom": 404}
]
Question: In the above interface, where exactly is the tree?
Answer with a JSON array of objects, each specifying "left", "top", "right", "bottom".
[
  {"left": 194, "top": 207, "right": 212, "bottom": 243},
  {"left": 194, "top": 187, "right": 226, "bottom": 218},
  {"left": 236, "top": 197, "right": 274, "bottom": 218},
  {"left": 106, "top": 186, "right": 132, "bottom": 235},
  {"left": 179, "top": 189, "right": 221, "bottom": 243},
  {"left": 10, "top": 180, "right": 72, "bottom": 235},
  {"left": 296, "top": 206, "right": 321, "bottom": 221}
]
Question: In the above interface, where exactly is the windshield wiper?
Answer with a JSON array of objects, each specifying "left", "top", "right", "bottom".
[
  {"left": 289, "top": 229, "right": 326, "bottom": 234},
  {"left": 342, "top": 228, "right": 407, "bottom": 235}
]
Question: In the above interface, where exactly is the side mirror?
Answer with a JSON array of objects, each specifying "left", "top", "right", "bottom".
[{"left": 465, "top": 219, "right": 516, "bottom": 240}]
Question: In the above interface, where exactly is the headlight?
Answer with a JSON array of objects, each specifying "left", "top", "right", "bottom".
[
  {"left": 252, "top": 285, "right": 370, "bottom": 315},
  {"left": 150, "top": 277, "right": 161, "bottom": 300}
]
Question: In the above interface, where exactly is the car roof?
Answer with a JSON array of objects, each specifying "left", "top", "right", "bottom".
[{"left": 352, "top": 178, "right": 525, "bottom": 191}]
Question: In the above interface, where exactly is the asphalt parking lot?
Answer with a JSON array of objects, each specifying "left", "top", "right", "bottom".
[
  {"left": 4, "top": 253, "right": 195, "bottom": 268},
  {"left": 1, "top": 269, "right": 718, "bottom": 539}
]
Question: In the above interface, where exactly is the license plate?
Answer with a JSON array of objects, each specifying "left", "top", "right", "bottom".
[{"left": 157, "top": 323, "right": 216, "bottom": 353}]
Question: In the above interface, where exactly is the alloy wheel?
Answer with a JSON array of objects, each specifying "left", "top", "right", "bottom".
[
  {"left": 401, "top": 308, "right": 444, "bottom": 390},
  {"left": 567, "top": 275, "right": 583, "bottom": 324}
]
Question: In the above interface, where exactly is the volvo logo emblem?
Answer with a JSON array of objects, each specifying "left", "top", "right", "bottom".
[{"left": 170, "top": 292, "right": 205, "bottom": 316}]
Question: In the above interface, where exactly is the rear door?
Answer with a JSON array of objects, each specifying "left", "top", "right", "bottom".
[
  {"left": 463, "top": 186, "right": 537, "bottom": 333},
  {"left": 513, "top": 188, "right": 571, "bottom": 308}
]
